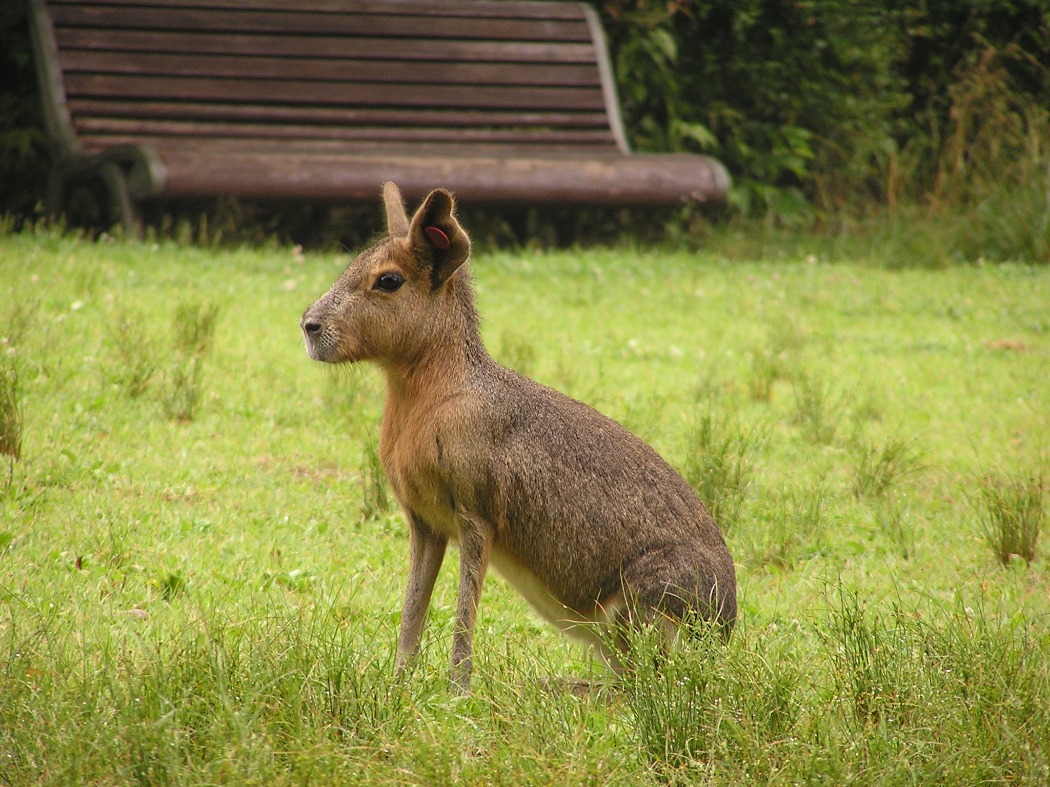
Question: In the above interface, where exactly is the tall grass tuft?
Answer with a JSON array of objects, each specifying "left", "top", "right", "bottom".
[
  {"left": 109, "top": 310, "right": 159, "bottom": 397},
  {"left": 754, "top": 479, "right": 828, "bottom": 570},
  {"left": 360, "top": 437, "right": 391, "bottom": 522},
  {"left": 684, "top": 407, "right": 762, "bottom": 532},
  {"left": 791, "top": 372, "right": 843, "bottom": 445},
  {"left": 819, "top": 590, "right": 1050, "bottom": 781},
  {"left": 0, "top": 307, "right": 27, "bottom": 476},
  {"left": 975, "top": 468, "right": 1045, "bottom": 565},
  {"left": 875, "top": 495, "right": 915, "bottom": 559},
  {"left": 0, "top": 359, "right": 22, "bottom": 469},
  {"left": 108, "top": 300, "right": 220, "bottom": 418},
  {"left": 852, "top": 437, "right": 922, "bottom": 499},
  {"left": 0, "top": 598, "right": 426, "bottom": 783},
  {"left": 748, "top": 347, "right": 782, "bottom": 402},
  {"left": 749, "top": 316, "right": 805, "bottom": 402},
  {"left": 162, "top": 300, "right": 220, "bottom": 421},
  {"left": 821, "top": 590, "right": 911, "bottom": 726},
  {"left": 172, "top": 300, "right": 221, "bottom": 359},
  {"left": 621, "top": 622, "right": 804, "bottom": 779}
]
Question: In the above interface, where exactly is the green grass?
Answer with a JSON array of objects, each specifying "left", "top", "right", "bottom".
[
  {"left": 976, "top": 468, "right": 1047, "bottom": 567},
  {"left": 1, "top": 228, "right": 1049, "bottom": 784}
]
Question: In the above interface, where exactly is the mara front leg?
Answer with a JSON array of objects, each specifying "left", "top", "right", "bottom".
[
  {"left": 395, "top": 514, "right": 448, "bottom": 673},
  {"left": 451, "top": 514, "right": 494, "bottom": 692}
]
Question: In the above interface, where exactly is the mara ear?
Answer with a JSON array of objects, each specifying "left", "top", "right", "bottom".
[
  {"left": 383, "top": 181, "right": 409, "bottom": 237},
  {"left": 408, "top": 188, "right": 471, "bottom": 288}
]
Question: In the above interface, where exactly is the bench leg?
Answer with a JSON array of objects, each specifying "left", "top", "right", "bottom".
[
  {"left": 99, "top": 162, "right": 143, "bottom": 239},
  {"left": 44, "top": 166, "right": 74, "bottom": 225},
  {"left": 46, "top": 163, "right": 144, "bottom": 239}
]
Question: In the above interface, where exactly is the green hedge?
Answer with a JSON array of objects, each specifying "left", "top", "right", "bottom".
[
  {"left": 0, "top": 0, "right": 48, "bottom": 220},
  {"left": 593, "top": 0, "right": 1050, "bottom": 222}
]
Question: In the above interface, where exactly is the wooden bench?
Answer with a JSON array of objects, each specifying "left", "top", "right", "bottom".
[{"left": 29, "top": 0, "right": 730, "bottom": 234}]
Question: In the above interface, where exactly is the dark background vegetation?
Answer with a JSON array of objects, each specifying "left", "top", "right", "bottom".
[{"left": 2, "top": 0, "right": 1048, "bottom": 261}]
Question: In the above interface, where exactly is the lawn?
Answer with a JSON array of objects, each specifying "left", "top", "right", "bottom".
[{"left": 1, "top": 227, "right": 1048, "bottom": 784}]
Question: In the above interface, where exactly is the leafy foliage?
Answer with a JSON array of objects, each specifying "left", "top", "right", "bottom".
[
  {"left": 0, "top": 0, "right": 49, "bottom": 220},
  {"left": 594, "top": 0, "right": 1050, "bottom": 233}
]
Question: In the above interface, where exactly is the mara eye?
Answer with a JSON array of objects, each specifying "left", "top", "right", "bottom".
[{"left": 373, "top": 272, "right": 405, "bottom": 293}]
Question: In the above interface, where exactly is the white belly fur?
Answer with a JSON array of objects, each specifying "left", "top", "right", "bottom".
[{"left": 488, "top": 547, "right": 622, "bottom": 652}]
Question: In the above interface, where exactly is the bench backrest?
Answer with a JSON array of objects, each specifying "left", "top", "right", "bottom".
[{"left": 35, "top": 0, "right": 630, "bottom": 159}]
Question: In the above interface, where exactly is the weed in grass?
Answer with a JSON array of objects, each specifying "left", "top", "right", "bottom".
[
  {"left": 360, "top": 437, "right": 391, "bottom": 522},
  {"left": 2, "top": 302, "right": 33, "bottom": 350},
  {"left": 975, "top": 468, "right": 1045, "bottom": 566},
  {"left": 818, "top": 594, "right": 1050, "bottom": 780},
  {"left": 108, "top": 310, "right": 159, "bottom": 397},
  {"left": 852, "top": 437, "right": 923, "bottom": 499},
  {"left": 161, "top": 300, "right": 220, "bottom": 421},
  {"left": 157, "top": 570, "right": 187, "bottom": 601},
  {"left": 0, "top": 600, "right": 425, "bottom": 783},
  {"left": 918, "top": 600, "right": 1050, "bottom": 753},
  {"left": 755, "top": 479, "right": 829, "bottom": 570},
  {"left": 108, "top": 299, "right": 220, "bottom": 418},
  {"left": 618, "top": 391, "right": 667, "bottom": 444},
  {"left": 0, "top": 359, "right": 22, "bottom": 466},
  {"left": 750, "top": 317, "right": 806, "bottom": 402},
  {"left": 748, "top": 347, "right": 782, "bottom": 402},
  {"left": 172, "top": 300, "right": 220, "bottom": 358},
  {"left": 162, "top": 355, "right": 208, "bottom": 421},
  {"left": 790, "top": 372, "right": 843, "bottom": 445},
  {"left": 851, "top": 387, "right": 885, "bottom": 424},
  {"left": 90, "top": 512, "right": 134, "bottom": 570},
  {"left": 875, "top": 494, "right": 916, "bottom": 559},
  {"left": 0, "top": 356, "right": 23, "bottom": 494},
  {"left": 821, "top": 591, "right": 911, "bottom": 727},
  {"left": 692, "top": 362, "right": 725, "bottom": 404},
  {"left": 551, "top": 352, "right": 582, "bottom": 396},
  {"left": 683, "top": 407, "right": 762, "bottom": 532}
]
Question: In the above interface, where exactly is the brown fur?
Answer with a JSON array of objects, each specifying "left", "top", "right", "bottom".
[{"left": 301, "top": 183, "right": 736, "bottom": 690}]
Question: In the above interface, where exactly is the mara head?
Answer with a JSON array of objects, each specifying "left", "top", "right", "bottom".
[{"left": 300, "top": 182, "right": 473, "bottom": 367}]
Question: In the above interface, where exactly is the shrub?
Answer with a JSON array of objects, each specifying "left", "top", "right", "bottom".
[
  {"left": 0, "top": 1, "right": 49, "bottom": 221},
  {"left": 593, "top": 0, "right": 1050, "bottom": 238}
]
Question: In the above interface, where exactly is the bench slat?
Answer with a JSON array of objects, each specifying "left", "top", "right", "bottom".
[
  {"left": 50, "top": 5, "right": 591, "bottom": 42},
  {"left": 48, "top": 0, "right": 586, "bottom": 21},
  {"left": 76, "top": 121, "right": 616, "bottom": 146},
  {"left": 144, "top": 143, "right": 727, "bottom": 206},
  {"left": 59, "top": 50, "right": 602, "bottom": 88},
  {"left": 55, "top": 28, "right": 598, "bottom": 63},
  {"left": 68, "top": 98, "right": 613, "bottom": 131},
  {"left": 88, "top": 138, "right": 622, "bottom": 156},
  {"left": 63, "top": 74, "right": 606, "bottom": 112}
]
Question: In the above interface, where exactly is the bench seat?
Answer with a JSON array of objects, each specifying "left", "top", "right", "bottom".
[{"left": 83, "top": 139, "right": 729, "bottom": 205}]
